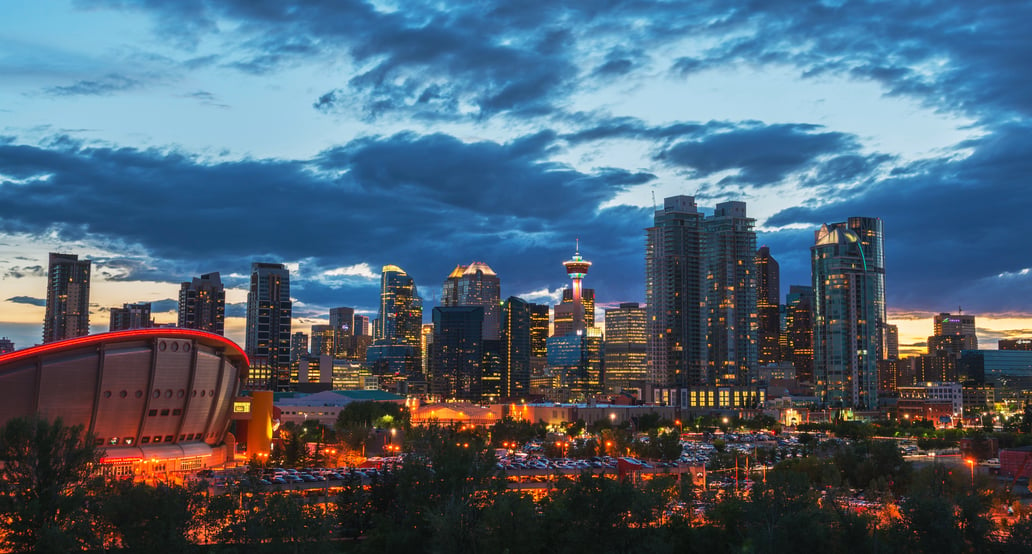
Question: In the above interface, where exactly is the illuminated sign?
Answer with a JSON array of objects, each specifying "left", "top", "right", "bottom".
[{"left": 233, "top": 401, "right": 251, "bottom": 413}]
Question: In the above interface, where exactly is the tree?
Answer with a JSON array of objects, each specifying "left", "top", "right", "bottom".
[
  {"left": 99, "top": 481, "right": 203, "bottom": 553},
  {"left": 0, "top": 416, "right": 103, "bottom": 553}
]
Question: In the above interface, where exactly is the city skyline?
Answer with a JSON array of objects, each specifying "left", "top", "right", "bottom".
[{"left": 2, "top": 1, "right": 1031, "bottom": 353}]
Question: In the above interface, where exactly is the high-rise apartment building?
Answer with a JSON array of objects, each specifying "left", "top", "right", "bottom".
[
  {"left": 604, "top": 302, "right": 647, "bottom": 394},
  {"left": 178, "top": 272, "right": 225, "bottom": 335},
  {"left": 109, "top": 302, "right": 153, "bottom": 331},
  {"left": 245, "top": 262, "right": 292, "bottom": 389},
  {"left": 0, "top": 337, "right": 15, "bottom": 354},
  {"left": 502, "top": 297, "right": 532, "bottom": 399},
  {"left": 705, "top": 201, "right": 757, "bottom": 385},
  {"left": 43, "top": 253, "right": 91, "bottom": 343},
  {"left": 812, "top": 217, "right": 885, "bottom": 409},
  {"left": 646, "top": 196, "right": 706, "bottom": 389},
  {"left": 645, "top": 196, "right": 759, "bottom": 394},
  {"left": 442, "top": 262, "right": 501, "bottom": 340},
  {"left": 756, "top": 246, "right": 781, "bottom": 366},
  {"left": 784, "top": 285, "right": 814, "bottom": 382}
]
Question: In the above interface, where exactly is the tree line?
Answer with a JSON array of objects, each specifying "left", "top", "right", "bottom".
[{"left": 4, "top": 412, "right": 1032, "bottom": 553}]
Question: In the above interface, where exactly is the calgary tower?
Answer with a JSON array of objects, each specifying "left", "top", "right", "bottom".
[{"left": 562, "top": 240, "right": 592, "bottom": 335}]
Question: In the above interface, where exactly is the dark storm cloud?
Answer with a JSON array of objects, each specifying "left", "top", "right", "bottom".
[
  {"left": 766, "top": 122, "right": 1032, "bottom": 313},
  {"left": 2, "top": 265, "right": 45, "bottom": 279},
  {"left": 43, "top": 73, "right": 142, "bottom": 96},
  {"left": 6, "top": 296, "right": 46, "bottom": 307},
  {"left": 656, "top": 123, "right": 862, "bottom": 186},
  {"left": 0, "top": 131, "right": 652, "bottom": 305},
  {"left": 663, "top": 0, "right": 1032, "bottom": 122},
  {"left": 84, "top": 1, "right": 1032, "bottom": 127}
]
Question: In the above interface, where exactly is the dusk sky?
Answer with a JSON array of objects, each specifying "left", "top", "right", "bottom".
[{"left": 2, "top": 0, "right": 1031, "bottom": 353}]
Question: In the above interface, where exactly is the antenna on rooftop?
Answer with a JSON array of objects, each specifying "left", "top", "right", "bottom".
[{"left": 651, "top": 189, "right": 657, "bottom": 211}]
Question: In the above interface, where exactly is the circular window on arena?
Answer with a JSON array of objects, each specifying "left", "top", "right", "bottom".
[
  {"left": 177, "top": 389, "right": 185, "bottom": 399},
  {"left": 171, "top": 342, "right": 179, "bottom": 352},
  {"left": 165, "top": 389, "right": 173, "bottom": 398},
  {"left": 192, "top": 390, "right": 197, "bottom": 397},
  {"left": 183, "top": 343, "right": 191, "bottom": 352},
  {"left": 136, "top": 390, "right": 143, "bottom": 398},
  {"left": 209, "top": 389, "right": 215, "bottom": 397},
  {"left": 158, "top": 341, "right": 166, "bottom": 351},
  {"left": 152, "top": 389, "right": 160, "bottom": 399},
  {"left": 200, "top": 390, "right": 206, "bottom": 397},
  {"left": 119, "top": 390, "right": 128, "bottom": 398},
  {"left": 103, "top": 390, "right": 111, "bottom": 398}
]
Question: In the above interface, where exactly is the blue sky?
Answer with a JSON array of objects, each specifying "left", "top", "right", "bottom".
[{"left": 2, "top": 0, "right": 1031, "bottom": 352}]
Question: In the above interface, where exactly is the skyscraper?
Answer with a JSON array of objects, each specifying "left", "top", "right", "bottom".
[
  {"left": 502, "top": 296, "right": 532, "bottom": 399},
  {"left": 604, "top": 302, "right": 647, "bottom": 394},
  {"left": 553, "top": 288, "right": 596, "bottom": 337},
  {"left": 245, "top": 262, "right": 292, "bottom": 389},
  {"left": 310, "top": 324, "right": 335, "bottom": 357},
  {"left": 442, "top": 262, "right": 501, "bottom": 340},
  {"left": 932, "top": 312, "right": 977, "bottom": 350},
  {"left": 430, "top": 306, "right": 484, "bottom": 401},
  {"left": 646, "top": 196, "right": 706, "bottom": 390},
  {"left": 367, "top": 265, "right": 423, "bottom": 376},
  {"left": 883, "top": 324, "right": 899, "bottom": 360},
  {"left": 178, "top": 272, "right": 225, "bottom": 335},
  {"left": 812, "top": 217, "right": 885, "bottom": 409},
  {"left": 704, "top": 201, "right": 757, "bottom": 385},
  {"left": 43, "top": 253, "right": 91, "bottom": 343},
  {"left": 109, "top": 302, "right": 153, "bottom": 331},
  {"left": 290, "top": 331, "right": 309, "bottom": 363},
  {"left": 785, "top": 285, "right": 814, "bottom": 383},
  {"left": 756, "top": 246, "right": 781, "bottom": 366},
  {"left": 0, "top": 337, "right": 15, "bottom": 354},
  {"left": 329, "top": 307, "right": 355, "bottom": 357}
]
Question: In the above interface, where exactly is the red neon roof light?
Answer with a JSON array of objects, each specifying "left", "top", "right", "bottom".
[{"left": 0, "top": 328, "right": 249, "bottom": 369}]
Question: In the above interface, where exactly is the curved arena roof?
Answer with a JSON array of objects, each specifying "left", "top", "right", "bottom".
[{"left": 0, "top": 328, "right": 249, "bottom": 462}]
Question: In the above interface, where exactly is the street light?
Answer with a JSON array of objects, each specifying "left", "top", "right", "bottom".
[{"left": 966, "top": 458, "right": 975, "bottom": 487}]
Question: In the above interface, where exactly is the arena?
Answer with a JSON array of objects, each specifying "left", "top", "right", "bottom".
[{"left": 0, "top": 328, "right": 250, "bottom": 478}]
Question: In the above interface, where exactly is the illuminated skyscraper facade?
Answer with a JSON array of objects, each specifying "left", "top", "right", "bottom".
[
  {"left": 646, "top": 196, "right": 706, "bottom": 389},
  {"left": 502, "top": 297, "right": 532, "bottom": 399},
  {"left": 178, "top": 272, "right": 225, "bottom": 335},
  {"left": 553, "top": 288, "right": 596, "bottom": 337},
  {"left": 442, "top": 262, "right": 501, "bottom": 340},
  {"left": 756, "top": 246, "right": 781, "bottom": 366},
  {"left": 245, "top": 262, "right": 292, "bottom": 389},
  {"left": 785, "top": 285, "right": 814, "bottom": 382},
  {"left": 368, "top": 265, "right": 423, "bottom": 376},
  {"left": 812, "top": 217, "right": 885, "bottom": 409},
  {"left": 43, "top": 253, "right": 91, "bottom": 343},
  {"left": 704, "top": 201, "right": 757, "bottom": 385},
  {"left": 604, "top": 302, "right": 647, "bottom": 394},
  {"left": 310, "top": 324, "right": 335, "bottom": 357}
]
